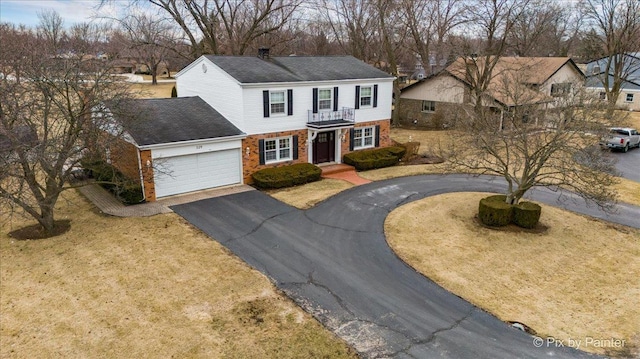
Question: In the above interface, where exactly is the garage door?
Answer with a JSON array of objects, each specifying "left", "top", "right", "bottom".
[{"left": 154, "top": 149, "right": 241, "bottom": 198}]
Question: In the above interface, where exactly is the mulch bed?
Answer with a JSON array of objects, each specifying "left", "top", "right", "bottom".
[
  {"left": 8, "top": 219, "right": 71, "bottom": 240},
  {"left": 401, "top": 154, "right": 445, "bottom": 165}
]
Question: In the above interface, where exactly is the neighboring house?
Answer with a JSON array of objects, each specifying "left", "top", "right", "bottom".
[
  {"left": 585, "top": 52, "right": 640, "bottom": 111},
  {"left": 175, "top": 52, "right": 394, "bottom": 185},
  {"left": 103, "top": 52, "right": 394, "bottom": 201},
  {"left": 104, "top": 97, "right": 245, "bottom": 201},
  {"left": 398, "top": 57, "right": 584, "bottom": 129}
]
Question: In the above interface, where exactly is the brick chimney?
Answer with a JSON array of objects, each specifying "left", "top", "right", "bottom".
[{"left": 258, "top": 47, "right": 270, "bottom": 60}]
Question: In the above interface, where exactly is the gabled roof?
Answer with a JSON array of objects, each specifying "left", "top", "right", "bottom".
[
  {"left": 443, "top": 56, "right": 582, "bottom": 107},
  {"left": 108, "top": 97, "right": 244, "bottom": 147},
  {"left": 200, "top": 55, "right": 394, "bottom": 83},
  {"left": 446, "top": 57, "right": 582, "bottom": 86},
  {"left": 584, "top": 53, "right": 640, "bottom": 90}
]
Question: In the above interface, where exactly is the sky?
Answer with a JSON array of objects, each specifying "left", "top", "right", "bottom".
[{"left": 0, "top": 0, "right": 122, "bottom": 27}]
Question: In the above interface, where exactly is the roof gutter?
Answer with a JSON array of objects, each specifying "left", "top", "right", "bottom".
[
  {"left": 240, "top": 77, "right": 395, "bottom": 88},
  {"left": 137, "top": 133, "right": 247, "bottom": 151}
]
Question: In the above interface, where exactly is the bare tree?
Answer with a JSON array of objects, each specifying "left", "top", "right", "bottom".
[
  {"left": 507, "top": 0, "right": 582, "bottom": 57},
  {"left": 122, "top": 0, "right": 303, "bottom": 58},
  {"left": 118, "top": 13, "right": 175, "bottom": 84},
  {"left": 318, "top": 0, "right": 378, "bottom": 62},
  {"left": 0, "top": 14, "right": 132, "bottom": 236},
  {"left": 582, "top": 0, "right": 640, "bottom": 114},
  {"left": 444, "top": 64, "right": 618, "bottom": 209},
  {"left": 454, "top": 0, "right": 529, "bottom": 114}
]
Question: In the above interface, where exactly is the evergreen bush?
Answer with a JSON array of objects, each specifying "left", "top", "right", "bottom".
[
  {"left": 343, "top": 146, "right": 406, "bottom": 171},
  {"left": 513, "top": 201, "right": 542, "bottom": 229},
  {"left": 252, "top": 163, "right": 322, "bottom": 189}
]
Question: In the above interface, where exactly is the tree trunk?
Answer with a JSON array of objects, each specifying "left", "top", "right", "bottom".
[{"left": 37, "top": 201, "right": 56, "bottom": 235}]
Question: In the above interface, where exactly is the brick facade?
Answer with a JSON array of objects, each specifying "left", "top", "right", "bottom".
[
  {"left": 242, "top": 129, "right": 309, "bottom": 184},
  {"left": 107, "top": 138, "right": 156, "bottom": 202},
  {"left": 139, "top": 150, "right": 155, "bottom": 202},
  {"left": 341, "top": 119, "right": 392, "bottom": 157},
  {"left": 242, "top": 119, "right": 391, "bottom": 184}
]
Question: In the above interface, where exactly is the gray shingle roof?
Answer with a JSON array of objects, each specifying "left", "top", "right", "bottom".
[
  {"left": 204, "top": 55, "right": 393, "bottom": 83},
  {"left": 109, "top": 97, "right": 244, "bottom": 146}
]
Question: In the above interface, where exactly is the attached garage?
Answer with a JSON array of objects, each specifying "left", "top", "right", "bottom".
[
  {"left": 107, "top": 96, "right": 246, "bottom": 201},
  {"left": 154, "top": 148, "right": 241, "bottom": 198}
]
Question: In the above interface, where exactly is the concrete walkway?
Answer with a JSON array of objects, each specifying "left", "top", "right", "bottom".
[{"left": 77, "top": 183, "right": 254, "bottom": 217}]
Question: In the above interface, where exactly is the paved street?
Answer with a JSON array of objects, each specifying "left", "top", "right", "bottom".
[{"left": 172, "top": 175, "right": 638, "bottom": 358}]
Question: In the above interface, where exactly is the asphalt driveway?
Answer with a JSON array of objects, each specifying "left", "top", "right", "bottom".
[
  {"left": 607, "top": 145, "right": 640, "bottom": 182},
  {"left": 172, "top": 174, "right": 639, "bottom": 358}
]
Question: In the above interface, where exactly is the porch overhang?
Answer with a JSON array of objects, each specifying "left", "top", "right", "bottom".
[{"left": 306, "top": 119, "right": 355, "bottom": 130}]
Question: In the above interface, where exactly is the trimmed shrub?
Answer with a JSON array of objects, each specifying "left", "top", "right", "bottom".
[
  {"left": 171, "top": 86, "right": 177, "bottom": 97},
  {"left": 513, "top": 201, "right": 542, "bottom": 229},
  {"left": 252, "top": 163, "right": 322, "bottom": 189},
  {"left": 343, "top": 146, "right": 406, "bottom": 171},
  {"left": 478, "top": 195, "right": 513, "bottom": 227},
  {"left": 81, "top": 158, "right": 145, "bottom": 205}
]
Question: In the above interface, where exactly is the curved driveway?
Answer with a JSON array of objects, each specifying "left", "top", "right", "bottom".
[{"left": 172, "top": 175, "right": 639, "bottom": 358}]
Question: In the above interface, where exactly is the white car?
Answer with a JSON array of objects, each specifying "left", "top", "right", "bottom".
[{"left": 600, "top": 128, "right": 640, "bottom": 152}]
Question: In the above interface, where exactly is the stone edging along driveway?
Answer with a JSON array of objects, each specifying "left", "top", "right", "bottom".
[{"left": 172, "top": 174, "right": 638, "bottom": 359}]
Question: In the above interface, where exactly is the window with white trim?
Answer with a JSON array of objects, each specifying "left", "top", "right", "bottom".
[
  {"left": 264, "top": 136, "right": 291, "bottom": 163},
  {"left": 353, "top": 126, "right": 375, "bottom": 150},
  {"left": 270, "top": 91, "right": 286, "bottom": 115},
  {"left": 359, "top": 86, "right": 372, "bottom": 107},
  {"left": 421, "top": 100, "right": 436, "bottom": 113},
  {"left": 318, "top": 88, "right": 332, "bottom": 110},
  {"left": 626, "top": 93, "right": 634, "bottom": 102}
]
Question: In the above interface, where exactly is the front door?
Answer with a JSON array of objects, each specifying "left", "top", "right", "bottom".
[{"left": 313, "top": 131, "right": 335, "bottom": 164}]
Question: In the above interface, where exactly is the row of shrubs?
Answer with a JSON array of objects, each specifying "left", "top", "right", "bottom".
[
  {"left": 252, "top": 146, "right": 407, "bottom": 189},
  {"left": 343, "top": 146, "right": 406, "bottom": 170},
  {"left": 252, "top": 163, "right": 322, "bottom": 189},
  {"left": 478, "top": 195, "right": 541, "bottom": 229},
  {"left": 81, "top": 158, "right": 145, "bottom": 205}
]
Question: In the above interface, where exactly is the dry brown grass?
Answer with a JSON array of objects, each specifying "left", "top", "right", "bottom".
[
  {"left": 268, "top": 179, "right": 354, "bottom": 209},
  {"left": 129, "top": 82, "right": 176, "bottom": 99},
  {"left": 620, "top": 110, "right": 640, "bottom": 129},
  {"left": 0, "top": 190, "right": 356, "bottom": 358},
  {"left": 385, "top": 192, "right": 640, "bottom": 357}
]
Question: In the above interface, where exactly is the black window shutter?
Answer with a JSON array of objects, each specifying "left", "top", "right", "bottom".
[
  {"left": 287, "top": 89, "right": 293, "bottom": 116},
  {"left": 349, "top": 128, "right": 355, "bottom": 151},
  {"left": 355, "top": 85, "right": 360, "bottom": 109},
  {"left": 258, "top": 139, "right": 265, "bottom": 165},
  {"left": 333, "top": 86, "right": 339, "bottom": 111},
  {"left": 312, "top": 88, "right": 318, "bottom": 113},
  {"left": 373, "top": 84, "right": 378, "bottom": 108},
  {"left": 375, "top": 125, "right": 381, "bottom": 147},
  {"left": 263, "top": 91, "right": 270, "bottom": 117},
  {"left": 292, "top": 135, "right": 298, "bottom": 160}
]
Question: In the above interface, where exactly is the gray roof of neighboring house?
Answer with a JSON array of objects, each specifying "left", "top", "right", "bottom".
[
  {"left": 109, "top": 97, "right": 244, "bottom": 147},
  {"left": 584, "top": 53, "right": 640, "bottom": 90},
  {"left": 203, "top": 55, "right": 393, "bottom": 83}
]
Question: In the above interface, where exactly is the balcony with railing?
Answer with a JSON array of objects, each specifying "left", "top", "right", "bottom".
[{"left": 307, "top": 107, "right": 355, "bottom": 129}]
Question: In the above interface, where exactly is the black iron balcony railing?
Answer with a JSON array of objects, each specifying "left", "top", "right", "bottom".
[{"left": 308, "top": 107, "right": 355, "bottom": 124}]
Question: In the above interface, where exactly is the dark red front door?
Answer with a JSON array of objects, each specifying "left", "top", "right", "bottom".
[{"left": 313, "top": 131, "right": 335, "bottom": 164}]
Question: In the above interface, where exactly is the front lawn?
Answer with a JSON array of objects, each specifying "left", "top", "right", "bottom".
[
  {"left": 0, "top": 190, "right": 356, "bottom": 358},
  {"left": 385, "top": 192, "right": 640, "bottom": 357}
]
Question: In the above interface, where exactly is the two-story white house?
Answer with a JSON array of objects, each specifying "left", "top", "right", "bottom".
[{"left": 105, "top": 52, "right": 394, "bottom": 201}]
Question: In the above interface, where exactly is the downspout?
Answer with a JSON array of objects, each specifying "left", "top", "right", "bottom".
[{"left": 136, "top": 149, "right": 146, "bottom": 202}]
